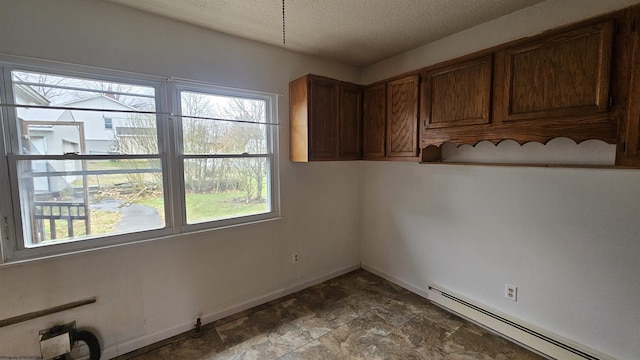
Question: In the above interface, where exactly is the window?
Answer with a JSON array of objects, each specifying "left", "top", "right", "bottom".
[
  {"left": 0, "top": 58, "right": 279, "bottom": 262},
  {"left": 174, "top": 85, "right": 276, "bottom": 227}
]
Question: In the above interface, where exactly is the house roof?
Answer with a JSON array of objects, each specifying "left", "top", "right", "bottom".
[
  {"left": 60, "top": 94, "right": 141, "bottom": 111},
  {"left": 13, "top": 81, "right": 50, "bottom": 106},
  {"left": 19, "top": 95, "right": 139, "bottom": 123}
]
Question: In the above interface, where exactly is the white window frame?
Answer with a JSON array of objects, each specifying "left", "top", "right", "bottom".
[
  {"left": 0, "top": 56, "right": 280, "bottom": 264},
  {"left": 169, "top": 81, "right": 281, "bottom": 234}
]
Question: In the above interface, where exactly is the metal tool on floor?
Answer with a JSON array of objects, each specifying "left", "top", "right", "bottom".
[{"left": 40, "top": 321, "right": 101, "bottom": 360}]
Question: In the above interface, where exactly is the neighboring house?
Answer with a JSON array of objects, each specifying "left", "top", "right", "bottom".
[
  {"left": 13, "top": 82, "right": 74, "bottom": 193},
  {"left": 16, "top": 89, "right": 146, "bottom": 194},
  {"left": 20, "top": 93, "right": 144, "bottom": 155},
  {"left": 54, "top": 95, "right": 144, "bottom": 154}
]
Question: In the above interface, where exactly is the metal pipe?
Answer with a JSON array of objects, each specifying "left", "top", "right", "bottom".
[{"left": 0, "top": 297, "right": 96, "bottom": 328}]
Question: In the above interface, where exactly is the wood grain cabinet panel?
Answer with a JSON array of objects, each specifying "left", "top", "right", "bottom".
[
  {"left": 339, "top": 83, "right": 363, "bottom": 159},
  {"left": 618, "top": 7, "right": 640, "bottom": 166},
  {"left": 362, "top": 83, "right": 387, "bottom": 159},
  {"left": 422, "top": 55, "right": 492, "bottom": 129},
  {"left": 387, "top": 75, "right": 420, "bottom": 158},
  {"left": 496, "top": 21, "right": 614, "bottom": 122}
]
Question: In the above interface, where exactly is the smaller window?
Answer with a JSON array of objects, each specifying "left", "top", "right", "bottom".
[
  {"left": 104, "top": 117, "right": 113, "bottom": 129},
  {"left": 174, "top": 83, "right": 279, "bottom": 230}
]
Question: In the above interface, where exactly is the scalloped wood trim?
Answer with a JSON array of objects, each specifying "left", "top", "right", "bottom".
[{"left": 422, "top": 114, "right": 618, "bottom": 148}]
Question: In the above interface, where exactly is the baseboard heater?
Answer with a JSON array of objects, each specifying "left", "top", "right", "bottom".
[{"left": 427, "top": 285, "right": 614, "bottom": 360}]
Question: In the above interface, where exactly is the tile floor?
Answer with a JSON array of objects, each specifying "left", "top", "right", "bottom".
[{"left": 116, "top": 270, "right": 544, "bottom": 360}]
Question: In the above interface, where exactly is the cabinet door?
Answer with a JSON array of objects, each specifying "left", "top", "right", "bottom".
[
  {"left": 618, "top": 9, "right": 640, "bottom": 165},
  {"left": 362, "top": 84, "right": 387, "bottom": 159},
  {"left": 423, "top": 55, "right": 492, "bottom": 129},
  {"left": 339, "top": 83, "right": 363, "bottom": 159},
  {"left": 495, "top": 21, "right": 613, "bottom": 122},
  {"left": 387, "top": 75, "right": 419, "bottom": 157},
  {"left": 308, "top": 76, "right": 339, "bottom": 160}
]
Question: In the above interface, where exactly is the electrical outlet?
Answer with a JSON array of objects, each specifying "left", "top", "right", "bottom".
[
  {"left": 292, "top": 253, "right": 300, "bottom": 264},
  {"left": 505, "top": 284, "right": 517, "bottom": 302}
]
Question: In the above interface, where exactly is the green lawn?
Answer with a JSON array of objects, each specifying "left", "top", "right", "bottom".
[
  {"left": 140, "top": 191, "right": 267, "bottom": 223},
  {"left": 76, "top": 160, "right": 267, "bottom": 224}
]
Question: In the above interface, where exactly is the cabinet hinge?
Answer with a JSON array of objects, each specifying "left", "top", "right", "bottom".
[
  {"left": 609, "top": 96, "right": 614, "bottom": 108},
  {"left": 622, "top": 142, "right": 627, "bottom": 153}
]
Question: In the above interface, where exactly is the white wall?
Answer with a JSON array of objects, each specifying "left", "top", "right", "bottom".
[
  {"left": 0, "top": 0, "right": 360, "bottom": 357},
  {"left": 3, "top": 0, "right": 640, "bottom": 359},
  {"left": 360, "top": 1, "right": 640, "bottom": 359}
]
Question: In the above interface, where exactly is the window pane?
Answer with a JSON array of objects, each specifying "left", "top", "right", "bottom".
[
  {"left": 183, "top": 157, "right": 269, "bottom": 224},
  {"left": 12, "top": 70, "right": 158, "bottom": 155},
  {"left": 180, "top": 91, "right": 265, "bottom": 121},
  {"left": 17, "top": 159, "right": 165, "bottom": 247},
  {"left": 182, "top": 120, "right": 267, "bottom": 155},
  {"left": 181, "top": 91, "right": 268, "bottom": 155}
]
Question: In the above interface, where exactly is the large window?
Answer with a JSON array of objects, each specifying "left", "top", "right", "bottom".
[{"left": 0, "top": 58, "right": 279, "bottom": 262}]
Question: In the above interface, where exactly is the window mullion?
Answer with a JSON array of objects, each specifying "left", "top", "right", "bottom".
[
  {"left": 165, "top": 82, "right": 186, "bottom": 233},
  {"left": 1, "top": 67, "right": 28, "bottom": 260},
  {"left": 0, "top": 67, "right": 15, "bottom": 263}
]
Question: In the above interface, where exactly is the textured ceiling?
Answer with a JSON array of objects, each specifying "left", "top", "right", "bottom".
[{"left": 106, "top": 0, "right": 545, "bottom": 67}]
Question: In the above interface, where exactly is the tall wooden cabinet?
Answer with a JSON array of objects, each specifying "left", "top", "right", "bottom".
[
  {"left": 290, "top": 74, "right": 362, "bottom": 162},
  {"left": 362, "top": 75, "right": 420, "bottom": 160},
  {"left": 339, "top": 83, "right": 363, "bottom": 160},
  {"left": 387, "top": 75, "right": 420, "bottom": 158},
  {"left": 618, "top": 7, "right": 640, "bottom": 166},
  {"left": 362, "top": 83, "right": 387, "bottom": 159}
]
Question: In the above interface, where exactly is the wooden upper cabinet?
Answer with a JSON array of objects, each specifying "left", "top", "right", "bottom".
[
  {"left": 362, "top": 83, "right": 387, "bottom": 159},
  {"left": 339, "top": 83, "right": 363, "bottom": 160},
  {"left": 422, "top": 55, "right": 492, "bottom": 129},
  {"left": 387, "top": 75, "right": 420, "bottom": 158},
  {"left": 289, "top": 74, "right": 362, "bottom": 162},
  {"left": 618, "top": 7, "right": 640, "bottom": 166},
  {"left": 308, "top": 76, "right": 340, "bottom": 160},
  {"left": 495, "top": 21, "right": 614, "bottom": 123}
]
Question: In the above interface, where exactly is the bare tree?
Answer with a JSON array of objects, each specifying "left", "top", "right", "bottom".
[
  {"left": 113, "top": 114, "right": 162, "bottom": 188},
  {"left": 181, "top": 92, "right": 224, "bottom": 193},
  {"left": 221, "top": 98, "right": 267, "bottom": 202},
  {"left": 13, "top": 72, "right": 72, "bottom": 102},
  {"left": 111, "top": 92, "right": 268, "bottom": 204},
  {"left": 14, "top": 71, "right": 154, "bottom": 109}
]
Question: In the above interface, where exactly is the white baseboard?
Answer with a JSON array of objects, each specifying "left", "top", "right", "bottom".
[
  {"left": 106, "top": 263, "right": 361, "bottom": 357},
  {"left": 428, "top": 285, "right": 615, "bottom": 360}
]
